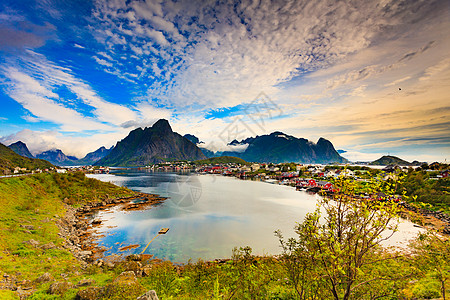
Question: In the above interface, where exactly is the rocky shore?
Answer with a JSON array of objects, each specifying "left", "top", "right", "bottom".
[
  {"left": 400, "top": 202, "right": 450, "bottom": 234},
  {"left": 57, "top": 193, "right": 166, "bottom": 265}
]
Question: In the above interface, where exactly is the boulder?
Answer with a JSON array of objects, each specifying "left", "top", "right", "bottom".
[
  {"left": 48, "top": 281, "right": 73, "bottom": 295},
  {"left": 76, "top": 286, "right": 103, "bottom": 300},
  {"left": 35, "top": 272, "right": 54, "bottom": 283},
  {"left": 137, "top": 290, "right": 159, "bottom": 300},
  {"left": 41, "top": 242, "right": 56, "bottom": 250},
  {"left": 113, "top": 271, "right": 137, "bottom": 285},
  {"left": 20, "top": 224, "right": 34, "bottom": 230},
  {"left": 23, "top": 239, "right": 40, "bottom": 247},
  {"left": 76, "top": 278, "right": 95, "bottom": 287}
]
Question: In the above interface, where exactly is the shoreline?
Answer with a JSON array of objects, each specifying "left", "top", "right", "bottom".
[
  {"left": 66, "top": 173, "right": 449, "bottom": 269},
  {"left": 57, "top": 193, "right": 166, "bottom": 267}
]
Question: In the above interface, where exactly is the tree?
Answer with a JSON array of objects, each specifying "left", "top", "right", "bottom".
[
  {"left": 277, "top": 175, "right": 409, "bottom": 300},
  {"left": 411, "top": 232, "right": 450, "bottom": 299}
]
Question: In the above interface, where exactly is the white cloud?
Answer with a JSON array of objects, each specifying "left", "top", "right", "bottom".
[
  {"left": 1, "top": 66, "right": 111, "bottom": 132},
  {"left": 0, "top": 128, "right": 129, "bottom": 158},
  {"left": 1, "top": 50, "right": 140, "bottom": 129}
]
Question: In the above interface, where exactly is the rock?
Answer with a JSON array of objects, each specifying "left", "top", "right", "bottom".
[
  {"left": 41, "top": 242, "right": 56, "bottom": 250},
  {"left": 126, "top": 254, "right": 143, "bottom": 261},
  {"left": 35, "top": 272, "right": 54, "bottom": 283},
  {"left": 126, "top": 261, "right": 142, "bottom": 274},
  {"left": 92, "top": 219, "right": 102, "bottom": 225},
  {"left": 48, "top": 281, "right": 73, "bottom": 295},
  {"left": 76, "top": 286, "right": 103, "bottom": 300},
  {"left": 141, "top": 266, "right": 153, "bottom": 277},
  {"left": 23, "top": 239, "right": 40, "bottom": 247},
  {"left": 137, "top": 290, "right": 159, "bottom": 300},
  {"left": 113, "top": 271, "right": 137, "bottom": 285},
  {"left": 80, "top": 250, "right": 92, "bottom": 256},
  {"left": 20, "top": 224, "right": 34, "bottom": 230},
  {"left": 76, "top": 278, "right": 95, "bottom": 287},
  {"left": 17, "top": 279, "right": 32, "bottom": 290},
  {"left": 105, "top": 262, "right": 115, "bottom": 269}
]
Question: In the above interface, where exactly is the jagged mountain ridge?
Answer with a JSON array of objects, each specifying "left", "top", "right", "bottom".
[
  {"left": 76, "top": 146, "right": 112, "bottom": 165},
  {"left": 96, "top": 119, "right": 207, "bottom": 166},
  {"left": 36, "top": 149, "right": 78, "bottom": 166},
  {"left": 222, "top": 131, "right": 347, "bottom": 164}
]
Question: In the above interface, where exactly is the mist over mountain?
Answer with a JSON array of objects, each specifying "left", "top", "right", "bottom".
[{"left": 222, "top": 132, "right": 347, "bottom": 164}]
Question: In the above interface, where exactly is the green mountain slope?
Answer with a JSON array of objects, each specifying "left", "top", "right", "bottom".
[
  {"left": 369, "top": 155, "right": 412, "bottom": 166},
  {"left": 193, "top": 156, "right": 250, "bottom": 165},
  {"left": 0, "top": 143, "right": 54, "bottom": 174}
]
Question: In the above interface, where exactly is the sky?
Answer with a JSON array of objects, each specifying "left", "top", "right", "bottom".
[{"left": 0, "top": 0, "right": 449, "bottom": 162}]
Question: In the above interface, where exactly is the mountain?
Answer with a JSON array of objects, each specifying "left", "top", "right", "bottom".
[
  {"left": 369, "top": 155, "right": 414, "bottom": 166},
  {"left": 36, "top": 149, "right": 78, "bottom": 166},
  {"left": 183, "top": 134, "right": 200, "bottom": 144},
  {"left": 8, "top": 141, "right": 34, "bottom": 158},
  {"left": 96, "top": 119, "right": 207, "bottom": 166},
  {"left": 0, "top": 143, "right": 53, "bottom": 174},
  {"left": 222, "top": 132, "right": 347, "bottom": 164},
  {"left": 75, "top": 146, "right": 112, "bottom": 165},
  {"left": 184, "top": 134, "right": 218, "bottom": 158}
]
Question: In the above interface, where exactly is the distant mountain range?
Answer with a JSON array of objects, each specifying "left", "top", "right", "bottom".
[
  {"left": 221, "top": 132, "right": 347, "bottom": 164},
  {"left": 0, "top": 143, "right": 53, "bottom": 174},
  {"left": 36, "top": 149, "right": 78, "bottom": 166},
  {"left": 3, "top": 122, "right": 428, "bottom": 168},
  {"left": 76, "top": 146, "right": 112, "bottom": 165},
  {"left": 7, "top": 141, "right": 112, "bottom": 166},
  {"left": 96, "top": 119, "right": 206, "bottom": 166}
]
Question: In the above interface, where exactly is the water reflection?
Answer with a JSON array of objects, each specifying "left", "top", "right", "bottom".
[{"left": 88, "top": 171, "right": 422, "bottom": 263}]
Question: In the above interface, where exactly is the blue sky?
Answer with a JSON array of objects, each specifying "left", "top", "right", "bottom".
[{"left": 0, "top": 0, "right": 449, "bottom": 162}]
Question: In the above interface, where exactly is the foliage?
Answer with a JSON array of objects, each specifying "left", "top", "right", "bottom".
[
  {"left": 0, "top": 143, "right": 54, "bottom": 174},
  {"left": 193, "top": 156, "right": 250, "bottom": 165},
  {"left": 410, "top": 232, "right": 450, "bottom": 299},
  {"left": 0, "top": 172, "right": 137, "bottom": 298},
  {"left": 399, "top": 170, "right": 450, "bottom": 212},
  {"left": 276, "top": 174, "right": 411, "bottom": 300}
]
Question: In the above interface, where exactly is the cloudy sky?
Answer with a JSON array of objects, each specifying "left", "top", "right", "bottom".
[{"left": 0, "top": 0, "right": 449, "bottom": 162}]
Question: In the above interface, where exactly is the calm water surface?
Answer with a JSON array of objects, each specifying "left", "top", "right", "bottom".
[{"left": 87, "top": 170, "right": 422, "bottom": 263}]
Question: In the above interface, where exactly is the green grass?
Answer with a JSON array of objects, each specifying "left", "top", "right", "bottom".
[
  {"left": 0, "top": 172, "right": 448, "bottom": 299},
  {"left": 0, "top": 143, "right": 54, "bottom": 174},
  {"left": 0, "top": 172, "right": 137, "bottom": 298},
  {"left": 193, "top": 156, "right": 250, "bottom": 165}
]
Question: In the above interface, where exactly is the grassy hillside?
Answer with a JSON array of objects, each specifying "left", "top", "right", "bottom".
[
  {"left": 0, "top": 172, "right": 447, "bottom": 299},
  {"left": 0, "top": 143, "right": 54, "bottom": 174},
  {"left": 0, "top": 172, "right": 137, "bottom": 299},
  {"left": 370, "top": 155, "right": 411, "bottom": 166},
  {"left": 193, "top": 155, "right": 250, "bottom": 165}
]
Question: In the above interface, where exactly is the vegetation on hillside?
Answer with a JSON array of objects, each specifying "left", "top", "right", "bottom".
[
  {"left": 369, "top": 155, "right": 413, "bottom": 166},
  {"left": 193, "top": 155, "right": 250, "bottom": 165},
  {"left": 398, "top": 169, "right": 450, "bottom": 213},
  {"left": 0, "top": 172, "right": 448, "bottom": 299},
  {"left": 0, "top": 143, "right": 54, "bottom": 174}
]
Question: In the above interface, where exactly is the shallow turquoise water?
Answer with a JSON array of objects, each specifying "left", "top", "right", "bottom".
[{"left": 88, "top": 170, "right": 421, "bottom": 263}]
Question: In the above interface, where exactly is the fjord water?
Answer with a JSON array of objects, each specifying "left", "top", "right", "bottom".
[{"left": 88, "top": 170, "right": 421, "bottom": 263}]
